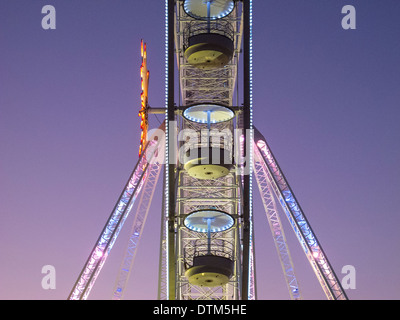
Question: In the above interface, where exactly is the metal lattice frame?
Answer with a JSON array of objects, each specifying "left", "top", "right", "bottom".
[
  {"left": 69, "top": 0, "right": 255, "bottom": 300},
  {"left": 254, "top": 128, "right": 348, "bottom": 300},
  {"left": 112, "top": 157, "right": 162, "bottom": 300},
  {"left": 176, "top": 170, "right": 241, "bottom": 300},
  {"left": 157, "top": 169, "right": 169, "bottom": 300},
  {"left": 253, "top": 141, "right": 301, "bottom": 300},
  {"left": 165, "top": 1, "right": 247, "bottom": 300},
  {"left": 68, "top": 0, "right": 347, "bottom": 300},
  {"left": 68, "top": 139, "right": 160, "bottom": 300},
  {"left": 175, "top": 2, "right": 242, "bottom": 107}
]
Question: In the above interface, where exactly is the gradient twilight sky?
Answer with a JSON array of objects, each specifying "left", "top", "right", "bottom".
[{"left": 1, "top": 1, "right": 399, "bottom": 300}]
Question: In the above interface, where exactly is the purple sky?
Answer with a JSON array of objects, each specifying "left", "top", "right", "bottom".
[{"left": 1, "top": 1, "right": 399, "bottom": 300}]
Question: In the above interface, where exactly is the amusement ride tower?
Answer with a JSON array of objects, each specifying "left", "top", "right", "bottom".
[{"left": 68, "top": 0, "right": 348, "bottom": 301}]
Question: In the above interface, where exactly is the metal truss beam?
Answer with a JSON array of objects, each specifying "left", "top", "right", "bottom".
[
  {"left": 68, "top": 139, "right": 160, "bottom": 300},
  {"left": 170, "top": 0, "right": 247, "bottom": 300},
  {"left": 253, "top": 141, "right": 301, "bottom": 300},
  {"left": 253, "top": 127, "right": 348, "bottom": 300},
  {"left": 112, "top": 157, "right": 163, "bottom": 299}
]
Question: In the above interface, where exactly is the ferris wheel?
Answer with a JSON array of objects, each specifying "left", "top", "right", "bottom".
[{"left": 68, "top": 0, "right": 348, "bottom": 301}]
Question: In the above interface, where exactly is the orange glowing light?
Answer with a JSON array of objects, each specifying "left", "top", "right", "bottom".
[{"left": 138, "top": 39, "right": 149, "bottom": 157}]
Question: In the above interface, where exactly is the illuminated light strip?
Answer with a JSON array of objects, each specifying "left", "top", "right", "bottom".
[
  {"left": 164, "top": 0, "right": 170, "bottom": 299},
  {"left": 253, "top": 143, "right": 301, "bottom": 300},
  {"left": 68, "top": 142, "right": 158, "bottom": 300},
  {"left": 112, "top": 147, "right": 162, "bottom": 300},
  {"left": 183, "top": 0, "right": 234, "bottom": 20},
  {"left": 248, "top": 0, "right": 254, "bottom": 300},
  {"left": 182, "top": 105, "right": 235, "bottom": 124},
  {"left": 255, "top": 137, "right": 347, "bottom": 300}
]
